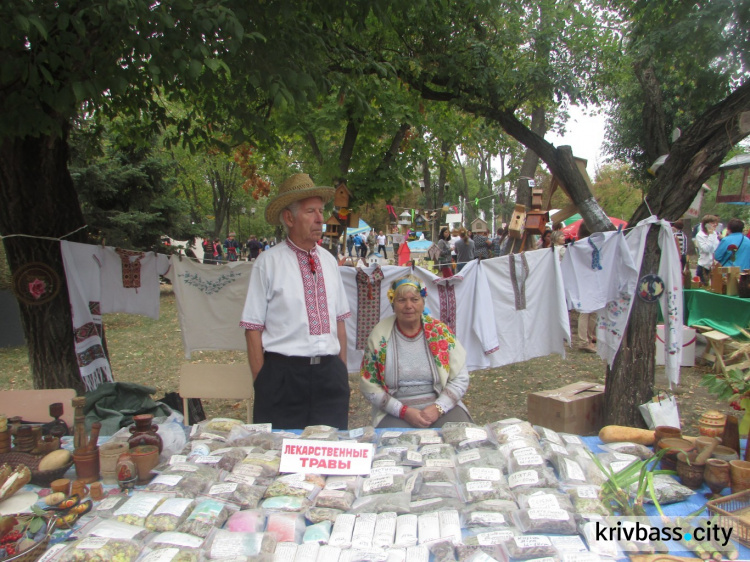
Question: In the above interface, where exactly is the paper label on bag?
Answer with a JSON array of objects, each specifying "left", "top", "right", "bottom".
[
  {"left": 330, "top": 514, "right": 357, "bottom": 547},
  {"left": 208, "top": 483, "right": 237, "bottom": 495},
  {"left": 198, "top": 432, "right": 226, "bottom": 441},
  {"left": 457, "top": 450, "right": 481, "bottom": 464},
  {"left": 542, "top": 428, "right": 562, "bottom": 444},
  {"left": 477, "top": 529, "right": 515, "bottom": 545},
  {"left": 466, "top": 481, "right": 493, "bottom": 492},
  {"left": 499, "top": 424, "right": 522, "bottom": 436},
  {"left": 169, "top": 462, "right": 198, "bottom": 473},
  {"left": 349, "top": 428, "right": 365, "bottom": 438},
  {"left": 325, "top": 480, "right": 349, "bottom": 491},
  {"left": 470, "top": 512, "right": 505, "bottom": 525},
  {"left": 562, "top": 435, "right": 583, "bottom": 445},
  {"left": 425, "top": 458, "right": 454, "bottom": 468},
  {"left": 211, "top": 447, "right": 234, "bottom": 456},
  {"left": 363, "top": 475, "right": 394, "bottom": 492},
  {"left": 508, "top": 470, "right": 539, "bottom": 488},
  {"left": 114, "top": 494, "right": 166, "bottom": 518},
  {"left": 613, "top": 452, "right": 638, "bottom": 461},
  {"left": 395, "top": 515, "right": 418, "bottom": 548},
  {"left": 564, "top": 458, "right": 586, "bottom": 481},
  {"left": 140, "top": 548, "right": 180, "bottom": 562},
  {"left": 95, "top": 496, "right": 122, "bottom": 512},
  {"left": 576, "top": 486, "right": 599, "bottom": 499},
  {"left": 405, "top": 451, "right": 423, "bottom": 463},
  {"left": 78, "top": 537, "right": 109, "bottom": 550},
  {"left": 419, "top": 445, "right": 444, "bottom": 455},
  {"left": 514, "top": 536, "right": 552, "bottom": 548},
  {"left": 242, "top": 423, "right": 271, "bottom": 433},
  {"left": 225, "top": 473, "right": 256, "bottom": 485},
  {"left": 550, "top": 536, "right": 587, "bottom": 553},
  {"left": 527, "top": 494, "right": 561, "bottom": 510},
  {"left": 419, "top": 435, "right": 442, "bottom": 445},
  {"left": 382, "top": 431, "right": 402, "bottom": 439},
  {"left": 409, "top": 498, "right": 442, "bottom": 509},
  {"left": 438, "top": 510, "right": 461, "bottom": 545},
  {"left": 417, "top": 513, "right": 439, "bottom": 544},
  {"left": 372, "top": 459, "right": 397, "bottom": 467},
  {"left": 89, "top": 523, "right": 142, "bottom": 540},
  {"left": 233, "top": 464, "right": 263, "bottom": 477},
  {"left": 512, "top": 447, "right": 538, "bottom": 457},
  {"left": 382, "top": 446, "right": 408, "bottom": 455},
  {"left": 154, "top": 498, "right": 194, "bottom": 518},
  {"left": 469, "top": 467, "right": 501, "bottom": 481},
  {"left": 464, "top": 427, "right": 487, "bottom": 441},
  {"left": 516, "top": 453, "right": 544, "bottom": 466},
  {"left": 528, "top": 508, "right": 570, "bottom": 521},
  {"left": 210, "top": 534, "right": 249, "bottom": 558},
  {"left": 371, "top": 466, "right": 405, "bottom": 477},
  {"left": 404, "top": 473, "right": 418, "bottom": 494},
  {"left": 193, "top": 455, "right": 221, "bottom": 464},
  {"left": 352, "top": 513, "right": 377, "bottom": 550},
  {"left": 169, "top": 455, "right": 188, "bottom": 465},
  {"left": 550, "top": 443, "right": 569, "bottom": 455},
  {"left": 610, "top": 460, "right": 632, "bottom": 473},
  {"left": 319, "top": 489, "right": 346, "bottom": 498},
  {"left": 373, "top": 512, "right": 397, "bottom": 548},
  {"left": 154, "top": 532, "right": 204, "bottom": 548},
  {"left": 272, "top": 543, "right": 297, "bottom": 562}
]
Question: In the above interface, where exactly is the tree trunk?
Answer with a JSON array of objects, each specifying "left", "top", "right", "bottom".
[
  {"left": 516, "top": 105, "right": 546, "bottom": 209},
  {"left": 603, "top": 227, "right": 661, "bottom": 427},
  {"left": 0, "top": 131, "right": 88, "bottom": 393}
]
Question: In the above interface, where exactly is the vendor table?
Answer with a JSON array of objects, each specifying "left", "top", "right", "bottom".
[
  {"left": 683, "top": 289, "right": 750, "bottom": 337},
  {"left": 8, "top": 431, "right": 750, "bottom": 561}
]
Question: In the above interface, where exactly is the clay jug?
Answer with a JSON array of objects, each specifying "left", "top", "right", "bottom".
[
  {"left": 739, "top": 272, "right": 750, "bottom": 298},
  {"left": 128, "top": 414, "right": 163, "bottom": 453}
]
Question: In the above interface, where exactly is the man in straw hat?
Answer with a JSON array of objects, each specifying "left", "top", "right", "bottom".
[{"left": 239, "top": 173, "right": 351, "bottom": 429}]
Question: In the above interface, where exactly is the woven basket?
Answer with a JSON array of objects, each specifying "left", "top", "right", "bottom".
[
  {"left": 5, "top": 514, "right": 55, "bottom": 562},
  {"left": 706, "top": 489, "right": 750, "bottom": 547},
  {"left": 0, "top": 452, "right": 73, "bottom": 488}
]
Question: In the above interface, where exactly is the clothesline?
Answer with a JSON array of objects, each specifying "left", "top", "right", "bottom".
[{"left": 0, "top": 224, "right": 88, "bottom": 241}]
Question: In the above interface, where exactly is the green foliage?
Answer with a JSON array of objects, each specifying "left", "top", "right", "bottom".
[
  {"left": 69, "top": 123, "right": 191, "bottom": 249},
  {"left": 592, "top": 162, "right": 644, "bottom": 220},
  {"left": 701, "top": 369, "right": 749, "bottom": 402}
]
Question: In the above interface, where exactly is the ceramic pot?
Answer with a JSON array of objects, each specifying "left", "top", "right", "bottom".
[
  {"left": 654, "top": 426, "right": 682, "bottom": 450},
  {"left": 676, "top": 452, "right": 705, "bottom": 489},
  {"left": 704, "top": 459, "right": 730, "bottom": 496},
  {"left": 130, "top": 444, "right": 159, "bottom": 484},
  {"left": 657, "top": 437, "right": 694, "bottom": 471},
  {"left": 699, "top": 411, "right": 727, "bottom": 438},
  {"left": 99, "top": 441, "right": 130, "bottom": 475},
  {"left": 712, "top": 445, "right": 740, "bottom": 462},
  {"left": 89, "top": 482, "right": 104, "bottom": 501},
  {"left": 73, "top": 447, "right": 100, "bottom": 484},
  {"left": 730, "top": 459, "right": 750, "bottom": 494},
  {"left": 50, "top": 478, "right": 70, "bottom": 495},
  {"left": 116, "top": 452, "right": 137, "bottom": 491},
  {"left": 128, "top": 414, "right": 163, "bottom": 453}
]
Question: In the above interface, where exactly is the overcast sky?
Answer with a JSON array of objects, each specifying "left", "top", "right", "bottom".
[{"left": 546, "top": 105, "right": 607, "bottom": 179}]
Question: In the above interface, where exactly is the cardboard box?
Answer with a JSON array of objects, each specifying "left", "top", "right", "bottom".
[
  {"left": 655, "top": 324, "right": 696, "bottom": 367},
  {"left": 527, "top": 381, "right": 605, "bottom": 435}
]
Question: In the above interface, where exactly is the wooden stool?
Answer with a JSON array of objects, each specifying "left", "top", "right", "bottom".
[{"left": 702, "top": 330, "right": 731, "bottom": 373}]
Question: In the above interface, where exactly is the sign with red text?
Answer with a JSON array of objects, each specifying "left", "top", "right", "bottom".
[{"left": 279, "top": 439, "right": 374, "bottom": 475}]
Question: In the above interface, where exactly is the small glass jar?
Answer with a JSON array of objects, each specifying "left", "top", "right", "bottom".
[{"left": 115, "top": 452, "right": 138, "bottom": 492}]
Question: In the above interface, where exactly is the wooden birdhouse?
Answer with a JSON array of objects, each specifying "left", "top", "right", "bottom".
[
  {"left": 508, "top": 204, "right": 526, "bottom": 239},
  {"left": 471, "top": 217, "right": 488, "bottom": 234},
  {"left": 347, "top": 210, "right": 360, "bottom": 228},
  {"left": 525, "top": 210, "right": 549, "bottom": 235},
  {"left": 334, "top": 182, "right": 352, "bottom": 208},
  {"left": 323, "top": 215, "right": 342, "bottom": 238},
  {"left": 399, "top": 210, "right": 412, "bottom": 225},
  {"left": 414, "top": 214, "right": 426, "bottom": 229},
  {"left": 531, "top": 188, "right": 544, "bottom": 210}
]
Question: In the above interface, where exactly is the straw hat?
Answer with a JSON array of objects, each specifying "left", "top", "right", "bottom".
[{"left": 265, "top": 173, "right": 334, "bottom": 225}]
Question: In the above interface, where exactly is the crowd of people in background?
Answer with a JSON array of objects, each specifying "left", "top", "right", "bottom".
[{"left": 200, "top": 233, "right": 276, "bottom": 264}]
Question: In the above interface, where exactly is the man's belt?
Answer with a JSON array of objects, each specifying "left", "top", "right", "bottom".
[{"left": 264, "top": 351, "right": 334, "bottom": 365}]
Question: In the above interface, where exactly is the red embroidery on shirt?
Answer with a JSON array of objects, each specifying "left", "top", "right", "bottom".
[
  {"left": 287, "top": 241, "right": 330, "bottom": 335},
  {"left": 437, "top": 283, "right": 457, "bottom": 333},
  {"left": 115, "top": 248, "right": 145, "bottom": 289}
]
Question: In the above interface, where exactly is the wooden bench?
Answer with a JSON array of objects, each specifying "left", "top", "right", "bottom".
[{"left": 0, "top": 389, "right": 77, "bottom": 427}]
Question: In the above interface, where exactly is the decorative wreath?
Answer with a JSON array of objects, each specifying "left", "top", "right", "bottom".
[{"left": 12, "top": 262, "right": 61, "bottom": 306}]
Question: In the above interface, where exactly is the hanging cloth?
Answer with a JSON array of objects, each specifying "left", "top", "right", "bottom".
[{"left": 355, "top": 266, "right": 385, "bottom": 350}]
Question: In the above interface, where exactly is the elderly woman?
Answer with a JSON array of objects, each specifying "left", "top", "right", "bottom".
[{"left": 360, "top": 275, "right": 472, "bottom": 428}]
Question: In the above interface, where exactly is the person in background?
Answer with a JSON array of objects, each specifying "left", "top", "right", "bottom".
[
  {"left": 353, "top": 232, "right": 363, "bottom": 258},
  {"left": 473, "top": 228, "right": 490, "bottom": 260},
  {"left": 224, "top": 232, "right": 240, "bottom": 262},
  {"left": 240, "top": 173, "right": 351, "bottom": 429},
  {"left": 377, "top": 230, "right": 388, "bottom": 258},
  {"left": 346, "top": 235, "right": 355, "bottom": 258},
  {"left": 553, "top": 222, "right": 565, "bottom": 232},
  {"left": 537, "top": 228, "right": 553, "bottom": 249},
  {"left": 391, "top": 230, "right": 402, "bottom": 259},
  {"left": 693, "top": 214, "right": 720, "bottom": 284},
  {"left": 715, "top": 218, "right": 750, "bottom": 269},
  {"left": 454, "top": 228, "right": 475, "bottom": 272},
  {"left": 360, "top": 275, "right": 472, "bottom": 428},
  {"left": 551, "top": 230, "right": 566, "bottom": 261},
  {"left": 436, "top": 227, "right": 454, "bottom": 278},
  {"left": 367, "top": 230, "right": 377, "bottom": 257},
  {"left": 213, "top": 237, "right": 223, "bottom": 264},
  {"left": 671, "top": 219, "right": 688, "bottom": 271},
  {"left": 490, "top": 226, "right": 508, "bottom": 257},
  {"left": 575, "top": 223, "right": 596, "bottom": 353},
  {"left": 247, "top": 235, "right": 263, "bottom": 261},
  {"left": 450, "top": 229, "right": 460, "bottom": 266},
  {"left": 202, "top": 235, "right": 215, "bottom": 264}
]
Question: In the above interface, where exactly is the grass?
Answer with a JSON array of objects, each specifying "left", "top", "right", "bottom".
[{"left": 0, "top": 286, "right": 729, "bottom": 432}]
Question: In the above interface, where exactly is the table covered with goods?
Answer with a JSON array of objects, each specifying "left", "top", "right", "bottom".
[{"left": 1, "top": 414, "right": 750, "bottom": 562}]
